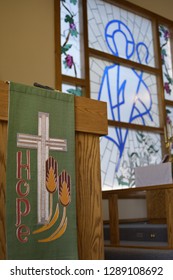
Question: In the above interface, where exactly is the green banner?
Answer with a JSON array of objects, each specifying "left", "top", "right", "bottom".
[{"left": 6, "top": 82, "right": 78, "bottom": 259}]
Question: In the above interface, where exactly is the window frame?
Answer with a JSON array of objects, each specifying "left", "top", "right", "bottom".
[{"left": 55, "top": 0, "right": 173, "bottom": 185}]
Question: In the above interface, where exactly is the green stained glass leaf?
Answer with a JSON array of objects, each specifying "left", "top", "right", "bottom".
[
  {"left": 61, "top": 44, "right": 72, "bottom": 54},
  {"left": 147, "top": 145, "right": 159, "bottom": 153},
  {"left": 63, "top": 60, "right": 68, "bottom": 69},
  {"left": 164, "top": 73, "right": 173, "bottom": 84},
  {"left": 70, "top": 29, "right": 78, "bottom": 37},
  {"left": 136, "top": 134, "right": 143, "bottom": 143},
  {"left": 128, "top": 152, "right": 139, "bottom": 158},
  {"left": 67, "top": 88, "right": 82, "bottom": 96},
  {"left": 160, "top": 25, "right": 166, "bottom": 33},
  {"left": 65, "top": 14, "right": 74, "bottom": 24},
  {"left": 121, "top": 181, "right": 129, "bottom": 186},
  {"left": 116, "top": 175, "right": 128, "bottom": 186},
  {"left": 161, "top": 49, "right": 167, "bottom": 57},
  {"left": 70, "top": 0, "right": 77, "bottom": 4},
  {"left": 167, "top": 109, "right": 171, "bottom": 114}
]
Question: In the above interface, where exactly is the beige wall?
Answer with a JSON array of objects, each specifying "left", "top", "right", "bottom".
[
  {"left": 103, "top": 198, "right": 147, "bottom": 221},
  {"left": 126, "top": 0, "right": 173, "bottom": 20},
  {"left": 0, "top": 0, "right": 55, "bottom": 87},
  {"left": 0, "top": 0, "right": 173, "bottom": 88}
]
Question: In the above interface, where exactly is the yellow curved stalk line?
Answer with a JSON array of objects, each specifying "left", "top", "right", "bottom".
[
  {"left": 48, "top": 193, "right": 53, "bottom": 222},
  {"left": 38, "top": 217, "right": 67, "bottom": 243},
  {"left": 47, "top": 217, "right": 67, "bottom": 242},
  {"left": 32, "top": 203, "right": 59, "bottom": 234},
  {"left": 38, "top": 207, "right": 67, "bottom": 243},
  {"left": 50, "top": 207, "right": 66, "bottom": 238}
]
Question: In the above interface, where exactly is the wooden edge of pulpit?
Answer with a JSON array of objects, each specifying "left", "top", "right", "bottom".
[{"left": 0, "top": 81, "right": 108, "bottom": 260}]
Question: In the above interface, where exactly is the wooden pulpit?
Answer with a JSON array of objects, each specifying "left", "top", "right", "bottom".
[{"left": 0, "top": 81, "right": 108, "bottom": 260}]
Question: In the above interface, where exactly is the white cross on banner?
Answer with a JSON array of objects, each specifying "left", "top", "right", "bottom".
[
  {"left": 17, "top": 112, "right": 67, "bottom": 224},
  {"left": 6, "top": 82, "right": 78, "bottom": 260}
]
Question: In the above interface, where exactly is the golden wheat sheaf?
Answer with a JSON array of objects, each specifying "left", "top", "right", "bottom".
[{"left": 33, "top": 157, "right": 71, "bottom": 242}]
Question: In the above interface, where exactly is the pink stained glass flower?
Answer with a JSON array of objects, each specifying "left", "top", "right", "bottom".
[
  {"left": 164, "top": 82, "right": 171, "bottom": 94},
  {"left": 70, "top": 22, "right": 76, "bottom": 31},
  {"left": 164, "top": 30, "right": 170, "bottom": 40},
  {"left": 65, "top": 54, "right": 74, "bottom": 68}
]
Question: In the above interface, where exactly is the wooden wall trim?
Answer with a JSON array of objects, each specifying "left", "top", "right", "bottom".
[{"left": 0, "top": 81, "right": 8, "bottom": 121}]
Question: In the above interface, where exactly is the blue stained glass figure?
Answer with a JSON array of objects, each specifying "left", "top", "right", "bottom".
[{"left": 98, "top": 20, "right": 153, "bottom": 171}]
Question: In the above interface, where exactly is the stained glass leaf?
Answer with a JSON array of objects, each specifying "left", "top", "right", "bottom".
[
  {"left": 70, "top": 29, "right": 78, "bottom": 37},
  {"left": 128, "top": 152, "right": 139, "bottom": 158},
  {"left": 161, "top": 49, "right": 167, "bottom": 56},
  {"left": 61, "top": 44, "right": 72, "bottom": 54},
  {"left": 67, "top": 88, "right": 82, "bottom": 96},
  {"left": 70, "top": 0, "right": 77, "bottom": 4},
  {"left": 65, "top": 14, "right": 74, "bottom": 24}
]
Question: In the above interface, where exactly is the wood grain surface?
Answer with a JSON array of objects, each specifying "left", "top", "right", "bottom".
[
  {"left": 166, "top": 189, "right": 173, "bottom": 247},
  {"left": 76, "top": 132, "right": 104, "bottom": 259},
  {"left": 0, "top": 121, "right": 7, "bottom": 259}
]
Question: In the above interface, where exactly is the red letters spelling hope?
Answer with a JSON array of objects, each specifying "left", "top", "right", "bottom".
[{"left": 16, "top": 150, "right": 31, "bottom": 243}]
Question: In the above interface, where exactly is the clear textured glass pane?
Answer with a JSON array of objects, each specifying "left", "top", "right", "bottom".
[
  {"left": 166, "top": 106, "right": 173, "bottom": 137},
  {"left": 87, "top": 0, "right": 155, "bottom": 67},
  {"left": 61, "top": 0, "right": 82, "bottom": 78},
  {"left": 100, "top": 128, "right": 162, "bottom": 190},
  {"left": 159, "top": 25, "right": 173, "bottom": 101},
  {"left": 62, "top": 84, "right": 82, "bottom": 96},
  {"left": 90, "top": 57, "right": 159, "bottom": 127},
  {"left": 166, "top": 106, "right": 173, "bottom": 156}
]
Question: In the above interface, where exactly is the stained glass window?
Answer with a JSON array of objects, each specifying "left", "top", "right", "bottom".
[
  {"left": 87, "top": 0, "right": 155, "bottom": 67},
  {"left": 159, "top": 25, "right": 173, "bottom": 101},
  {"left": 88, "top": 0, "right": 166, "bottom": 189},
  {"left": 57, "top": 0, "right": 173, "bottom": 190},
  {"left": 90, "top": 57, "right": 159, "bottom": 127},
  {"left": 166, "top": 106, "right": 173, "bottom": 138},
  {"left": 100, "top": 128, "right": 162, "bottom": 190},
  {"left": 165, "top": 106, "right": 173, "bottom": 157},
  {"left": 61, "top": 0, "right": 82, "bottom": 78}
]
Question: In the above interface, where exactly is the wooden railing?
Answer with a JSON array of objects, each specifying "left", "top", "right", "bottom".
[{"left": 103, "top": 184, "right": 173, "bottom": 248}]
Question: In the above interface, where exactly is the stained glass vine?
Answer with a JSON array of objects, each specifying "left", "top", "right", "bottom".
[
  {"left": 159, "top": 25, "right": 173, "bottom": 100},
  {"left": 60, "top": 0, "right": 82, "bottom": 96}
]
